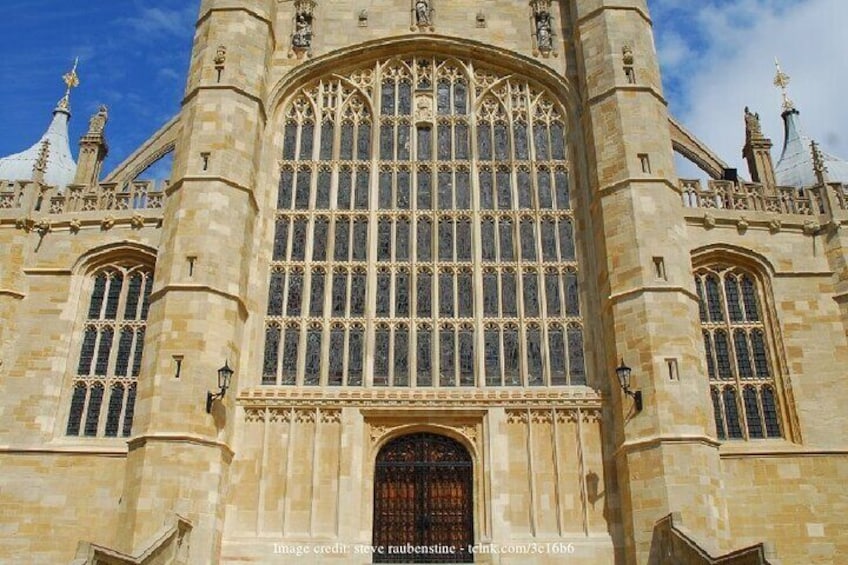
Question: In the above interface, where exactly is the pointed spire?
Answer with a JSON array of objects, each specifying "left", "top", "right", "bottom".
[
  {"left": 773, "top": 58, "right": 795, "bottom": 113},
  {"left": 56, "top": 57, "right": 80, "bottom": 113}
]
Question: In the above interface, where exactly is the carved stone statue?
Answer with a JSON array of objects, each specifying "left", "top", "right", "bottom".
[
  {"left": 415, "top": 0, "right": 431, "bottom": 26},
  {"left": 535, "top": 12, "right": 552, "bottom": 52},
  {"left": 88, "top": 105, "right": 108, "bottom": 135},
  {"left": 744, "top": 106, "right": 762, "bottom": 138},
  {"left": 292, "top": 13, "right": 312, "bottom": 49}
]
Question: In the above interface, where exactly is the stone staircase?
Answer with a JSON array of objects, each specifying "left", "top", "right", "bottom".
[
  {"left": 70, "top": 515, "right": 191, "bottom": 565},
  {"left": 651, "top": 513, "right": 775, "bottom": 565}
]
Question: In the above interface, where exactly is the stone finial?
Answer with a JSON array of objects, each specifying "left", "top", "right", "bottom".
[
  {"left": 811, "top": 140, "right": 828, "bottom": 185},
  {"left": 32, "top": 140, "right": 51, "bottom": 183}
]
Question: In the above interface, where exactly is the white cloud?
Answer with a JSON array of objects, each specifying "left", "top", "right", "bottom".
[{"left": 653, "top": 0, "right": 848, "bottom": 180}]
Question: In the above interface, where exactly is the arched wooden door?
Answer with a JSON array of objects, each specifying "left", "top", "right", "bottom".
[{"left": 373, "top": 433, "right": 474, "bottom": 563}]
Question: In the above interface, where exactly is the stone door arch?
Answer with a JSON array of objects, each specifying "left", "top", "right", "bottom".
[{"left": 373, "top": 432, "right": 474, "bottom": 563}]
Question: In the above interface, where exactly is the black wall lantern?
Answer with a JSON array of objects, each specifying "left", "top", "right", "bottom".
[
  {"left": 616, "top": 359, "right": 642, "bottom": 412},
  {"left": 206, "top": 361, "right": 234, "bottom": 413}
]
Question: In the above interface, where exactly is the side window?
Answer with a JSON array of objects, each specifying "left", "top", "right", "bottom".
[
  {"left": 695, "top": 266, "right": 783, "bottom": 440},
  {"left": 66, "top": 265, "right": 153, "bottom": 438}
]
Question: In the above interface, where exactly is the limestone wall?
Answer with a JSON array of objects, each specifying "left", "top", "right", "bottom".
[
  {"left": 221, "top": 401, "right": 615, "bottom": 564},
  {"left": 721, "top": 453, "right": 848, "bottom": 564},
  {"left": 0, "top": 452, "right": 125, "bottom": 563}
]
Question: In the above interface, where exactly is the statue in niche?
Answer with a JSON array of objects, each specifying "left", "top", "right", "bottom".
[
  {"left": 87, "top": 105, "right": 108, "bottom": 135},
  {"left": 292, "top": 13, "right": 312, "bottom": 50},
  {"left": 415, "top": 0, "right": 431, "bottom": 27},
  {"left": 535, "top": 11, "right": 552, "bottom": 52}
]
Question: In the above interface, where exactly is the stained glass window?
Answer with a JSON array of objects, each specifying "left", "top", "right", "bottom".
[
  {"left": 68, "top": 265, "right": 152, "bottom": 438},
  {"left": 263, "top": 57, "right": 583, "bottom": 388},
  {"left": 696, "top": 266, "right": 783, "bottom": 440}
]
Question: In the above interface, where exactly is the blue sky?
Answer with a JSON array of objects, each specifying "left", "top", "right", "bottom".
[{"left": 0, "top": 0, "right": 845, "bottom": 181}]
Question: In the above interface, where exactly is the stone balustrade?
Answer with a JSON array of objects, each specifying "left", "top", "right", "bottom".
[
  {"left": 0, "top": 179, "right": 167, "bottom": 215},
  {"left": 679, "top": 178, "right": 843, "bottom": 216}
]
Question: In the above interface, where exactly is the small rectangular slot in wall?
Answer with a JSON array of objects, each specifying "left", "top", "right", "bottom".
[
  {"left": 173, "top": 355, "right": 184, "bottom": 379},
  {"left": 187, "top": 256, "right": 197, "bottom": 278},
  {"left": 666, "top": 358, "right": 679, "bottom": 381},
  {"left": 201, "top": 152, "right": 211, "bottom": 171},
  {"left": 639, "top": 153, "right": 651, "bottom": 174},
  {"left": 624, "top": 66, "right": 636, "bottom": 84},
  {"left": 653, "top": 256, "right": 667, "bottom": 280}
]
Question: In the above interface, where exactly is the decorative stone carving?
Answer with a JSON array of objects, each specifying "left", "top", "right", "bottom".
[
  {"left": 414, "top": 0, "right": 432, "bottom": 28},
  {"left": 15, "top": 217, "right": 35, "bottom": 232},
  {"left": 414, "top": 92, "right": 434, "bottom": 124},
  {"left": 529, "top": 409, "right": 552, "bottom": 424},
  {"left": 506, "top": 410, "right": 529, "bottom": 424},
  {"left": 703, "top": 213, "right": 716, "bottom": 229},
  {"left": 622, "top": 45, "right": 634, "bottom": 66},
  {"left": 291, "top": 1, "right": 316, "bottom": 56},
  {"left": 294, "top": 408, "right": 316, "bottom": 423},
  {"left": 736, "top": 217, "right": 749, "bottom": 233},
  {"left": 213, "top": 45, "right": 227, "bottom": 68},
  {"left": 803, "top": 220, "right": 820, "bottom": 236},
  {"left": 530, "top": 0, "right": 554, "bottom": 56},
  {"left": 130, "top": 214, "right": 145, "bottom": 229},
  {"left": 34, "top": 219, "right": 51, "bottom": 236},
  {"left": 744, "top": 106, "right": 762, "bottom": 139},
  {"left": 320, "top": 409, "right": 341, "bottom": 423},
  {"left": 87, "top": 106, "right": 108, "bottom": 136},
  {"left": 101, "top": 216, "right": 115, "bottom": 230},
  {"left": 476, "top": 12, "right": 486, "bottom": 28},
  {"left": 244, "top": 407, "right": 265, "bottom": 423},
  {"left": 769, "top": 219, "right": 782, "bottom": 234},
  {"left": 69, "top": 218, "right": 81, "bottom": 233},
  {"left": 269, "top": 407, "right": 292, "bottom": 423},
  {"left": 457, "top": 425, "right": 478, "bottom": 443}
]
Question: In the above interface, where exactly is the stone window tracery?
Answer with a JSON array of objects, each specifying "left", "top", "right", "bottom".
[
  {"left": 67, "top": 264, "right": 152, "bottom": 438},
  {"left": 263, "top": 56, "right": 584, "bottom": 387},
  {"left": 695, "top": 265, "right": 782, "bottom": 440}
]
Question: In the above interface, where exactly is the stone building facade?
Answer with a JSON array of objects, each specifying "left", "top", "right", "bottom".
[{"left": 1, "top": 1, "right": 847, "bottom": 564}]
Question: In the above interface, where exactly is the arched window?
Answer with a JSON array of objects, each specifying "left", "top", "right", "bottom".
[
  {"left": 66, "top": 264, "right": 152, "bottom": 438},
  {"left": 695, "top": 265, "right": 782, "bottom": 440},
  {"left": 262, "top": 57, "right": 584, "bottom": 387}
]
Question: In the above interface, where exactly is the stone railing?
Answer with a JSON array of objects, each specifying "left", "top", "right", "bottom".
[
  {"left": 0, "top": 179, "right": 167, "bottom": 215},
  {"left": 47, "top": 181, "right": 167, "bottom": 214},
  {"left": 651, "top": 513, "right": 774, "bottom": 565},
  {"left": 70, "top": 515, "right": 191, "bottom": 565},
  {"left": 0, "top": 180, "right": 28, "bottom": 210},
  {"left": 680, "top": 178, "right": 835, "bottom": 216}
]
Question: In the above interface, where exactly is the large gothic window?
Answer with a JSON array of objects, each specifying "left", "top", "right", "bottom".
[
  {"left": 67, "top": 264, "right": 152, "bottom": 438},
  {"left": 263, "top": 57, "right": 585, "bottom": 387},
  {"left": 695, "top": 265, "right": 782, "bottom": 440}
]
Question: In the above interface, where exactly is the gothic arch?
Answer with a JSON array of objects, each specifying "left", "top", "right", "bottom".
[
  {"left": 266, "top": 35, "right": 581, "bottom": 126},
  {"left": 690, "top": 244, "right": 800, "bottom": 443},
  {"left": 72, "top": 241, "right": 158, "bottom": 275}
]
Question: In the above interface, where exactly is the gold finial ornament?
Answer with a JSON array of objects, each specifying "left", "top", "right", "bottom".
[
  {"left": 773, "top": 58, "right": 795, "bottom": 113},
  {"left": 57, "top": 57, "right": 80, "bottom": 111}
]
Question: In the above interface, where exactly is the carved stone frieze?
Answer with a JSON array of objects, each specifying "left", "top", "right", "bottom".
[{"left": 239, "top": 387, "right": 602, "bottom": 410}]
